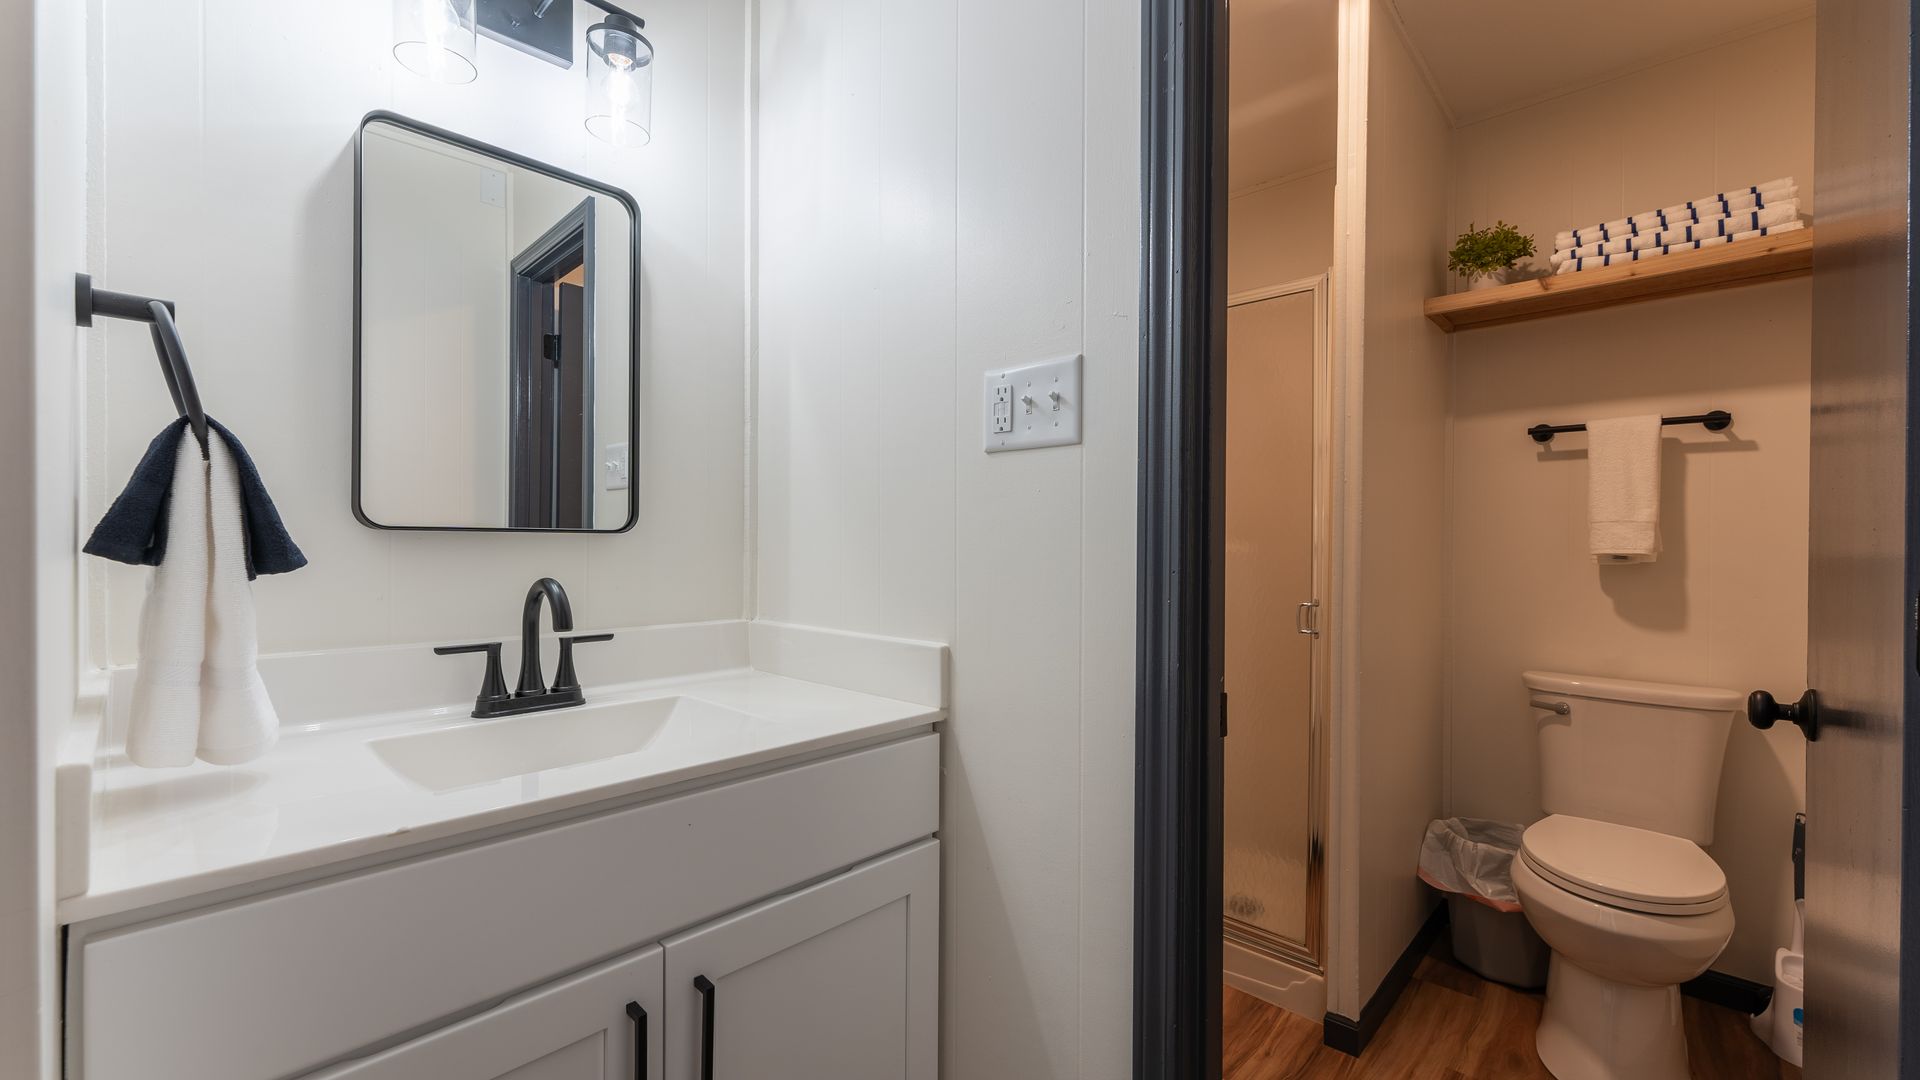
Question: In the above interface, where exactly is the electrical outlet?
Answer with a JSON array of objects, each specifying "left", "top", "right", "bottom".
[{"left": 984, "top": 355, "right": 1083, "bottom": 453}]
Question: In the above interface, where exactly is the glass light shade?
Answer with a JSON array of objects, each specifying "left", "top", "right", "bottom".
[
  {"left": 585, "top": 17, "right": 654, "bottom": 147},
  {"left": 393, "top": 0, "right": 479, "bottom": 84}
]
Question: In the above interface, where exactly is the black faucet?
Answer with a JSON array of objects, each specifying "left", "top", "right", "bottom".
[
  {"left": 435, "top": 577, "right": 614, "bottom": 719},
  {"left": 517, "top": 577, "right": 573, "bottom": 696}
]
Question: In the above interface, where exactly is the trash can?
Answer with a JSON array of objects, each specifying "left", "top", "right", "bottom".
[{"left": 1418, "top": 817, "right": 1551, "bottom": 989}]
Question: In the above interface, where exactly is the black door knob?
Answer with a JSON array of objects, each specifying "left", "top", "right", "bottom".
[{"left": 1749, "top": 689, "right": 1820, "bottom": 741}]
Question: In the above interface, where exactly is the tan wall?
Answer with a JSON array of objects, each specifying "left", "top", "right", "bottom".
[
  {"left": 1444, "top": 19, "right": 1814, "bottom": 982},
  {"left": 1353, "top": 0, "right": 1452, "bottom": 1005},
  {"left": 1229, "top": 168, "right": 1335, "bottom": 293}
]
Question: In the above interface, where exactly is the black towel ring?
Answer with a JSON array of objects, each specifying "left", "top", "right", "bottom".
[{"left": 74, "top": 274, "right": 210, "bottom": 452}]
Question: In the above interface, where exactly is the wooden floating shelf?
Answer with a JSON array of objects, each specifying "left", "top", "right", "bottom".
[{"left": 1423, "top": 227, "right": 1814, "bottom": 332}]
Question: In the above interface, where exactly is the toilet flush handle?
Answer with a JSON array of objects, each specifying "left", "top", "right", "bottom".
[{"left": 1529, "top": 698, "right": 1570, "bottom": 716}]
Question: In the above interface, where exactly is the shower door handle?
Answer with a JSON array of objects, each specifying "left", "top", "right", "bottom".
[{"left": 1296, "top": 601, "right": 1320, "bottom": 637}]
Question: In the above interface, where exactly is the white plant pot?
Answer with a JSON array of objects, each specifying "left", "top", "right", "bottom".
[{"left": 1467, "top": 268, "right": 1511, "bottom": 291}]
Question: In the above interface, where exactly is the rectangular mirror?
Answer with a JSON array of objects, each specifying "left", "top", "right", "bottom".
[{"left": 354, "top": 111, "right": 639, "bottom": 532}]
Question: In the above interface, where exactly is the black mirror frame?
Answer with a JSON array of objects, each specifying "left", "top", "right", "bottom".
[{"left": 351, "top": 109, "right": 642, "bottom": 534}]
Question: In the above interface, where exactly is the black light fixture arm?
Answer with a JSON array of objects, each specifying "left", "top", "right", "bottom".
[
  {"left": 527, "top": 0, "right": 643, "bottom": 25},
  {"left": 75, "top": 273, "right": 209, "bottom": 451},
  {"left": 582, "top": 0, "right": 644, "bottom": 25}
]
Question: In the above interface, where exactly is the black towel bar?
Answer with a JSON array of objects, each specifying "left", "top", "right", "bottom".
[
  {"left": 75, "top": 273, "right": 208, "bottom": 450},
  {"left": 1527, "top": 409, "right": 1732, "bottom": 444}
]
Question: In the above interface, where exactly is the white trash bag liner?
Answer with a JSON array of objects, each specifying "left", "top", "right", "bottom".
[{"left": 1417, "top": 817, "right": 1524, "bottom": 913}]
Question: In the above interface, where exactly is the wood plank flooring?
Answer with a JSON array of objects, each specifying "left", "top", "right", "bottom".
[{"left": 1224, "top": 942, "right": 1801, "bottom": 1080}]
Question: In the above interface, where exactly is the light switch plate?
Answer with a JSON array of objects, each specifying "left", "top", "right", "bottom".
[
  {"left": 983, "top": 354, "right": 1083, "bottom": 453},
  {"left": 604, "top": 442, "right": 630, "bottom": 491}
]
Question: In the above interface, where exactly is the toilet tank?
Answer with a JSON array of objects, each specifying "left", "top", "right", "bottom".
[{"left": 1523, "top": 671, "right": 1742, "bottom": 844}]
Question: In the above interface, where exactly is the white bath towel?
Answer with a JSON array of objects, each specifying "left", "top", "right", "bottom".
[
  {"left": 126, "top": 436, "right": 210, "bottom": 767},
  {"left": 1554, "top": 219, "right": 1804, "bottom": 274},
  {"left": 197, "top": 434, "right": 279, "bottom": 764},
  {"left": 1587, "top": 415, "right": 1662, "bottom": 564},
  {"left": 1552, "top": 202, "right": 1801, "bottom": 264},
  {"left": 125, "top": 433, "right": 279, "bottom": 767},
  {"left": 1555, "top": 179, "right": 1795, "bottom": 248}
]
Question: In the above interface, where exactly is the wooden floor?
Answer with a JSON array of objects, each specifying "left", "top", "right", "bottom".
[{"left": 1224, "top": 942, "right": 1801, "bottom": 1080}]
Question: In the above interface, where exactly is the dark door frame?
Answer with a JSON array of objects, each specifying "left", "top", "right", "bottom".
[
  {"left": 1134, "top": 0, "right": 1227, "bottom": 1076},
  {"left": 509, "top": 197, "right": 598, "bottom": 529}
]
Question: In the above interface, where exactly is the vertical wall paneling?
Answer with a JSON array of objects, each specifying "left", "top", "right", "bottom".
[
  {"left": 752, "top": 0, "right": 1139, "bottom": 1074},
  {"left": 1, "top": 0, "right": 39, "bottom": 1069},
  {"left": 1443, "top": 20, "right": 1814, "bottom": 983},
  {"left": 1080, "top": 1, "right": 1142, "bottom": 1076},
  {"left": 11, "top": 1, "right": 90, "bottom": 1076},
  {"left": 1338, "top": 0, "right": 1454, "bottom": 1010},
  {"left": 92, "top": 0, "right": 749, "bottom": 664},
  {"left": 1228, "top": 170, "right": 1335, "bottom": 295}
]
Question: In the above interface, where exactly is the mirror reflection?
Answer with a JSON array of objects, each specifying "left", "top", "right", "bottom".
[{"left": 355, "top": 115, "right": 637, "bottom": 532}]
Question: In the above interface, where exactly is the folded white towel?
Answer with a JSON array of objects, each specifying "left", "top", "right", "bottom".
[
  {"left": 125, "top": 433, "right": 279, "bottom": 767},
  {"left": 1588, "top": 415, "right": 1663, "bottom": 564},
  {"left": 1555, "top": 178, "right": 1795, "bottom": 248},
  {"left": 1552, "top": 202, "right": 1801, "bottom": 264},
  {"left": 1554, "top": 219, "right": 1804, "bottom": 274},
  {"left": 1543, "top": 191, "right": 1797, "bottom": 253},
  {"left": 126, "top": 437, "right": 210, "bottom": 767}
]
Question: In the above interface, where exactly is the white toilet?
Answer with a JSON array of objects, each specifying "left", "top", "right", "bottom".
[{"left": 1512, "top": 671, "right": 1742, "bottom": 1080}]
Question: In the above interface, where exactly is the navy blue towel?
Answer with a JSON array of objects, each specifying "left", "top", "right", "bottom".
[{"left": 83, "top": 417, "right": 307, "bottom": 579}]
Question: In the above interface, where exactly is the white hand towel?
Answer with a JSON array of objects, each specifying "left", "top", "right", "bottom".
[
  {"left": 126, "top": 437, "right": 211, "bottom": 767},
  {"left": 1588, "top": 415, "right": 1662, "bottom": 564},
  {"left": 197, "top": 433, "right": 279, "bottom": 764},
  {"left": 124, "top": 432, "right": 279, "bottom": 767}
]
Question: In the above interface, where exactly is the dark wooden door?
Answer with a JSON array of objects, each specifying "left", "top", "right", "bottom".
[{"left": 1806, "top": 0, "right": 1918, "bottom": 1074}]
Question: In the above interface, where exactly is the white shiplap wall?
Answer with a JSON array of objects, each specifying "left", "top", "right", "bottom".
[
  {"left": 753, "top": 0, "right": 1139, "bottom": 1074},
  {"left": 90, "top": 0, "right": 749, "bottom": 665}
]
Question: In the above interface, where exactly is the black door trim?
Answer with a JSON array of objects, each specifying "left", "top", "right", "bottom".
[{"left": 1134, "top": 0, "right": 1228, "bottom": 1075}]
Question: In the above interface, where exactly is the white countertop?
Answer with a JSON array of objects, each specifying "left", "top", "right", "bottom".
[{"left": 63, "top": 669, "right": 941, "bottom": 924}]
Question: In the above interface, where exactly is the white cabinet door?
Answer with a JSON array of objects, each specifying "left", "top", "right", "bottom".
[
  {"left": 662, "top": 841, "right": 939, "bottom": 1080},
  {"left": 304, "top": 946, "right": 664, "bottom": 1080}
]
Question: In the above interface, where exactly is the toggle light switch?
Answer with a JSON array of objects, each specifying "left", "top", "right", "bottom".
[{"left": 982, "top": 354, "right": 1083, "bottom": 453}]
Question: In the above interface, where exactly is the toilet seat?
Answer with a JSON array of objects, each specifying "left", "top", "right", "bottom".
[{"left": 1520, "top": 815, "right": 1727, "bottom": 916}]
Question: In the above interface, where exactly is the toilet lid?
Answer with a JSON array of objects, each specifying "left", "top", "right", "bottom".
[{"left": 1520, "top": 815, "right": 1728, "bottom": 915}]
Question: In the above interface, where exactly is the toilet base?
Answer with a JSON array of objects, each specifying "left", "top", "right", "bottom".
[{"left": 1535, "top": 953, "right": 1689, "bottom": 1080}]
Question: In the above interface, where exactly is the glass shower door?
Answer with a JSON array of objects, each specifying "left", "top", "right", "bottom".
[{"left": 1222, "top": 280, "right": 1325, "bottom": 965}]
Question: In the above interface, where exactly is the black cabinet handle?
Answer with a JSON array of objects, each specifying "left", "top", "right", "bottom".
[
  {"left": 624, "top": 1001, "right": 647, "bottom": 1080},
  {"left": 693, "top": 975, "right": 716, "bottom": 1080},
  {"left": 1749, "top": 688, "right": 1820, "bottom": 741}
]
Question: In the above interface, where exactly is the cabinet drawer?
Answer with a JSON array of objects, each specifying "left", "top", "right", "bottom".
[{"left": 74, "top": 734, "right": 937, "bottom": 1080}]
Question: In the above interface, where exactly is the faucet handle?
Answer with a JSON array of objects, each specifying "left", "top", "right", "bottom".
[
  {"left": 553, "top": 633, "right": 615, "bottom": 694},
  {"left": 435, "top": 642, "right": 510, "bottom": 712}
]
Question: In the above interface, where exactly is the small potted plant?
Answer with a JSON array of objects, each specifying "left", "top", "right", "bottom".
[{"left": 1448, "top": 221, "right": 1536, "bottom": 290}]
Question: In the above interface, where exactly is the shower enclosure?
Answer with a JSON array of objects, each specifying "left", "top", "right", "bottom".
[{"left": 1222, "top": 273, "right": 1329, "bottom": 976}]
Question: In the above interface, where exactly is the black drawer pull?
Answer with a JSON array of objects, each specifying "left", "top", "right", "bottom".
[
  {"left": 694, "top": 975, "right": 716, "bottom": 1080},
  {"left": 624, "top": 1001, "right": 647, "bottom": 1080}
]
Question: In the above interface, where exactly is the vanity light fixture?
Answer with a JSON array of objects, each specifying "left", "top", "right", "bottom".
[
  {"left": 393, "top": 0, "right": 655, "bottom": 149},
  {"left": 583, "top": 10, "right": 653, "bottom": 147},
  {"left": 392, "top": 0, "right": 479, "bottom": 84}
]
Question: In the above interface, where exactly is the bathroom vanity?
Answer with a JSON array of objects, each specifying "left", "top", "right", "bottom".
[{"left": 58, "top": 622, "right": 945, "bottom": 1080}]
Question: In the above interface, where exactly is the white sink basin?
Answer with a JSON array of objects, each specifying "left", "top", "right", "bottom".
[{"left": 368, "top": 696, "right": 773, "bottom": 792}]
